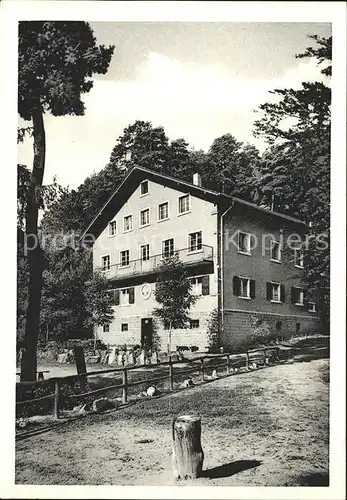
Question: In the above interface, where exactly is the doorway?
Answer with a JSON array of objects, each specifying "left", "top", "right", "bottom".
[{"left": 141, "top": 318, "right": 153, "bottom": 349}]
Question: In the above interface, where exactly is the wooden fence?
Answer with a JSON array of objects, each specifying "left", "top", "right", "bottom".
[{"left": 16, "top": 346, "right": 282, "bottom": 420}]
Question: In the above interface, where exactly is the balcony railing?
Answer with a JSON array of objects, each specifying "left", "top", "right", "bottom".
[{"left": 101, "top": 245, "right": 214, "bottom": 280}]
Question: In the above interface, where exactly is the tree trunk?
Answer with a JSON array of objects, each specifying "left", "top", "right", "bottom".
[
  {"left": 20, "top": 104, "right": 46, "bottom": 381},
  {"left": 172, "top": 415, "right": 204, "bottom": 480}
]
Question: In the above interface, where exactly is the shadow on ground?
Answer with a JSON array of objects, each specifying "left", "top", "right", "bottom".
[
  {"left": 202, "top": 459, "right": 262, "bottom": 479},
  {"left": 295, "top": 471, "right": 329, "bottom": 486}
]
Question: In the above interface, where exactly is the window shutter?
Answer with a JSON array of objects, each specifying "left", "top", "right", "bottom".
[
  {"left": 250, "top": 279, "right": 256, "bottom": 299},
  {"left": 114, "top": 289, "right": 120, "bottom": 306},
  {"left": 250, "top": 234, "right": 256, "bottom": 252},
  {"left": 129, "top": 287, "right": 135, "bottom": 304},
  {"left": 266, "top": 282, "right": 272, "bottom": 301},
  {"left": 291, "top": 287, "right": 296, "bottom": 304},
  {"left": 280, "top": 284, "right": 285, "bottom": 303},
  {"left": 201, "top": 275, "right": 210, "bottom": 295},
  {"left": 233, "top": 276, "right": 240, "bottom": 296}
]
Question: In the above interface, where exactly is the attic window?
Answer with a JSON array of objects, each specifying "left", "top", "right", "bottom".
[{"left": 140, "top": 181, "right": 149, "bottom": 196}]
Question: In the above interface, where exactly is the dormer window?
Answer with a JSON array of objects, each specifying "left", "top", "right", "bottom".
[{"left": 140, "top": 180, "right": 149, "bottom": 196}]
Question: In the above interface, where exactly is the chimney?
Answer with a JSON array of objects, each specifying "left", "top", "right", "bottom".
[{"left": 192, "top": 172, "right": 202, "bottom": 187}]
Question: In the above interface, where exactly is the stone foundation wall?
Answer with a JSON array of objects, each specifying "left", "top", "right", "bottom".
[
  {"left": 98, "top": 311, "right": 212, "bottom": 352},
  {"left": 222, "top": 310, "right": 321, "bottom": 350}
]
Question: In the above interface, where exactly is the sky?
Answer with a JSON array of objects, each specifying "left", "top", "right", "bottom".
[{"left": 18, "top": 22, "right": 331, "bottom": 190}]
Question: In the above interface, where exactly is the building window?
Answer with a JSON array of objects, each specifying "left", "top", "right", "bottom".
[
  {"left": 120, "top": 289, "right": 130, "bottom": 306},
  {"left": 294, "top": 249, "right": 304, "bottom": 268},
  {"left": 188, "top": 231, "right": 202, "bottom": 252},
  {"left": 266, "top": 282, "right": 284, "bottom": 303},
  {"left": 239, "top": 277, "right": 250, "bottom": 298},
  {"left": 119, "top": 287, "right": 134, "bottom": 305},
  {"left": 238, "top": 231, "right": 251, "bottom": 254},
  {"left": 123, "top": 215, "right": 133, "bottom": 232},
  {"left": 158, "top": 202, "right": 169, "bottom": 221},
  {"left": 308, "top": 302, "right": 316, "bottom": 312},
  {"left": 140, "top": 180, "right": 149, "bottom": 195},
  {"left": 178, "top": 194, "right": 190, "bottom": 214},
  {"left": 121, "top": 323, "right": 128, "bottom": 332},
  {"left": 233, "top": 276, "right": 256, "bottom": 299},
  {"left": 291, "top": 287, "right": 304, "bottom": 306},
  {"left": 190, "top": 275, "right": 210, "bottom": 296},
  {"left": 271, "top": 241, "right": 281, "bottom": 262},
  {"left": 103, "top": 323, "right": 110, "bottom": 333},
  {"left": 101, "top": 255, "right": 110, "bottom": 271},
  {"left": 190, "top": 277, "right": 203, "bottom": 296},
  {"left": 190, "top": 319, "right": 200, "bottom": 329},
  {"left": 140, "top": 208, "right": 150, "bottom": 227},
  {"left": 141, "top": 244, "right": 150, "bottom": 262},
  {"left": 162, "top": 238, "right": 174, "bottom": 258},
  {"left": 120, "top": 250, "right": 130, "bottom": 267},
  {"left": 108, "top": 221, "right": 116, "bottom": 236}
]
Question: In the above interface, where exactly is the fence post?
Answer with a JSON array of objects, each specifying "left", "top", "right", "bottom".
[
  {"left": 75, "top": 345, "right": 87, "bottom": 390},
  {"left": 54, "top": 380, "right": 60, "bottom": 419},
  {"left": 263, "top": 349, "right": 267, "bottom": 366},
  {"left": 246, "top": 352, "right": 250, "bottom": 370},
  {"left": 169, "top": 356, "right": 174, "bottom": 391},
  {"left": 122, "top": 368, "right": 128, "bottom": 404},
  {"left": 200, "top": 358, "right": 205, "bottom": 381},
  {"left": 226, "top": 355, "right": 231, "bottom": 375}
]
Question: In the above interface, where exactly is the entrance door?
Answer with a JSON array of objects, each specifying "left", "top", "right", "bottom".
[{"left": 141, "top": 318, "right": 153, "bottom": 349}]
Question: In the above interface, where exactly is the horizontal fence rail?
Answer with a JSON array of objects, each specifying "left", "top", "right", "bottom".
[{"left": 16, "top": 346, "right": 283, "bottom": 421}]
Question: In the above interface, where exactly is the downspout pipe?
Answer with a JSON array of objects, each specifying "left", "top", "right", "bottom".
[{"left": 220, "top": 201, "right": 234, "bottom": 347}]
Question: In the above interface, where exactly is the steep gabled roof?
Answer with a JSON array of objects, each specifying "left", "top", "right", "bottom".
[{"left": 80, "top": 166, "right": 305, "bottom": 240}]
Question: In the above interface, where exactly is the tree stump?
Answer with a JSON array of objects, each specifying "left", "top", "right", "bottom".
[{"left": 172, "top": 415, "right": 204, "bottom": 480}]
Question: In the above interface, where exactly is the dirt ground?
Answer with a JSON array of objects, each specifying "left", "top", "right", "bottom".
[{"left": 15, "top": 358, "right": 329, "bottom": 486}]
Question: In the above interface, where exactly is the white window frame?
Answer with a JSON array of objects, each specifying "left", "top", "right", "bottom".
[
  {"left": 108, "top": 220, "right": 117, "bottom": 237},
  {"left": 158, "top": 201, "right": 169, "bottom": 222},
  {"left": 178, "top": 194, "right": 191, "bottom": 216},
  {"left": 238, "top": 276, "right": 251, "bottom": 299},
  {"left": 190, "top": 276, "right": 203, "bottom": 296},
  {"left": 101, "top": 254, "right": 111, "bottom": 272},
  {"left": 162, "top": 238, "right": 175, "bottom": 258},
  {"left": 238, "top": 230, "right": 251, "bottom": 255},
  {"left": 308, "top": 302, "right": 316, "bottom": 313},
  {"left": 140, "top": 180, "right": 149, "bottom": 197},
  {"left": 139, "top": 208, "right": 150, "bottom": 227},
  {"left": 270, "top": 282, "right": 282, "bottom": 303},
  {"left": 271, "top": 241, "right": 281, "bottom": 262},
  {"left": 123, "top": 215, "right": 133, "bottom": 233},
  {"left": 120, "top": 288, "right": 130, "bottom": 306},
  {"left": 188, "top": 230, "right": 203, "bottom": 254},
  {"left": 120, "top": 250, "right": 130, "bottom": 268},
  {"left": 294, "top": 249, "right": 304, "bottom": 268},
  {"left": 293, "top": 287, "right": 304, "bottom": 306},
  {"left": 140, "top": 244, "right": 150, "bottom": 262}
]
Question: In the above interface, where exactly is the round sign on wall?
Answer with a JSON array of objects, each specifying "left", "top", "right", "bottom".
[{"left": 140, "top": 283, "right": 152, "bottom": 300}]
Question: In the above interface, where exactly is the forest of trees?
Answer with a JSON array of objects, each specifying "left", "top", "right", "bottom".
[{"left": 18, "top": 27, "right": 331, "bottom": 379}]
